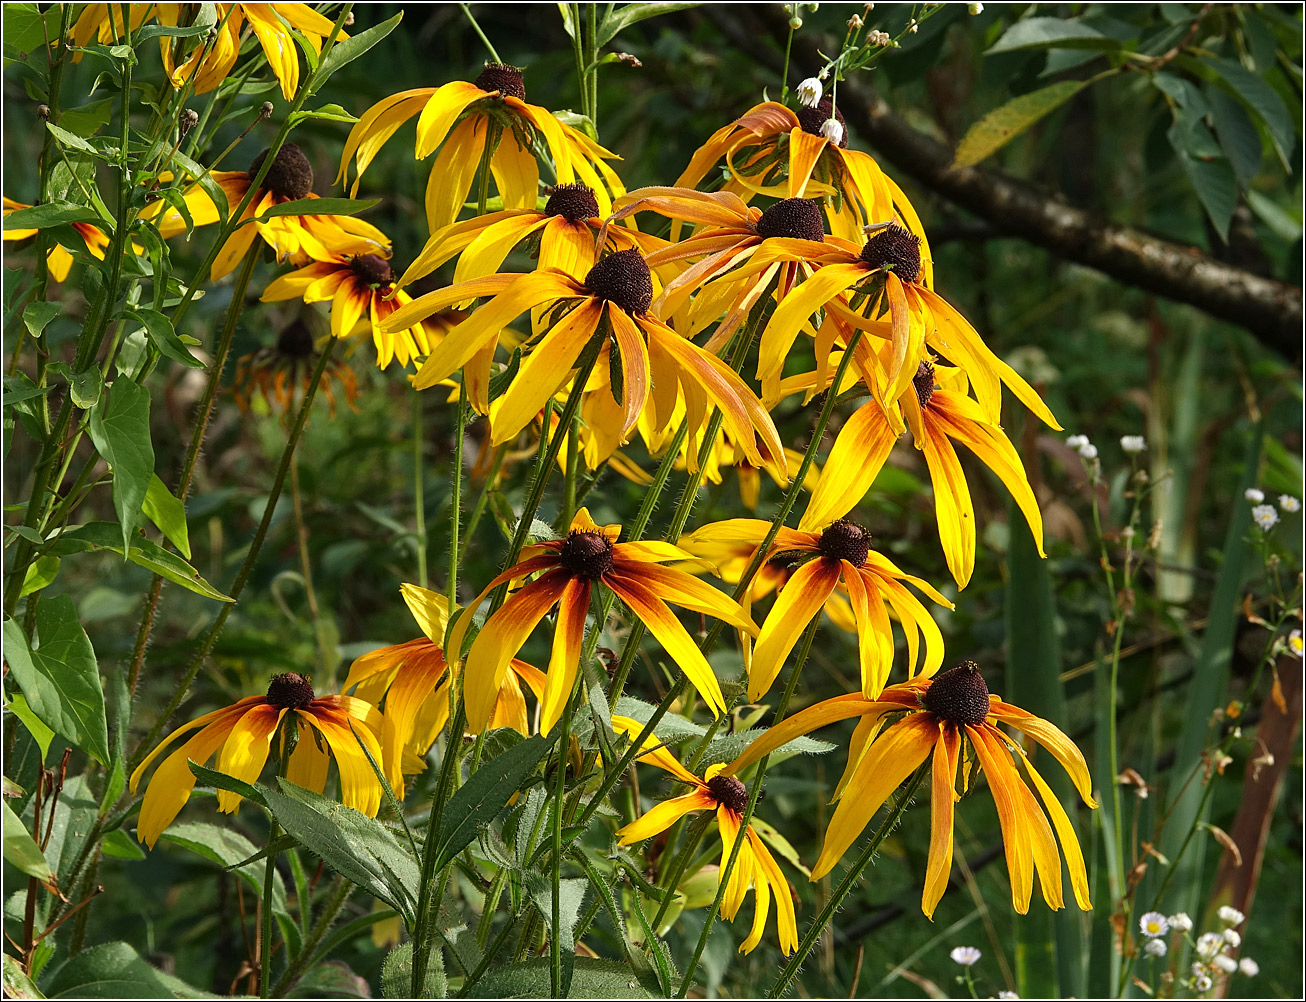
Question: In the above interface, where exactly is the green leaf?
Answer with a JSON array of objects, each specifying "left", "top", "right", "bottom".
[
  {"left": 158, "top": 822, "right": 287, "bottom": 912},
  {"left": 100, "top": 829, "right": 145, "bottom": 860},
  {"left": 45, "top": 522, "right": 233, "bottom": 602},
  {"left": 258, "top": 196, "right": 381, "bottom": 219},
  {"left": 2, "top": 800, "right": 54, "bottom": 884},
  {"left": 133, "top": 3, "right": 217, "bottom": 41},
  {"left": 291, "top": 102, "right": 359, "bottom": 125},
  {"left": 87, "top": 379, "right": 155, "bottom": 553},
  {"left": 123, "top": 307, "right": 204, "bottom": 369},
  {"left": 954, "top": 79, "right": 1092, "bottom": 167},
  {"left": 525, "top": 875, "right": 586, "bottom": 995},
  {"left": 45, "top": 122, "right": 102, "bottom": 157},
  {"left": 2, "top": 376, "right": 51, "bottom": 407},
  {"left": 465, "top": 958, "right": 657, "bottom": 998},
  {"left": 597, "top": 2, "right": 702, "bottom": 45},
  {"left": 186, "top": 761, "right": 267, "bottom": 807},
  {"left": 1204, "top": 56, "right": 1294, "bottom": 159},
  {"left": 162, "top": 149, "right": 229, "bottom": 224},
  {"left": 1, "top": 3, "right": 61, "bottom": 60},
  {"left": 986, "top": 16, "right": 1121, "bottom": 54},
  {"left": 42, "top": 942, "right": 213, "bottom": 998},
  {"left": 3, "top": 598, "right": 109, "bottom": 764},
  {"left": 2, "top": 201, "right": 101, "bottom": 230},
  {"left": 2, "top": 953, "right": 42, "bottom": 999},
  {"left": 142, "top": 474, "right": 191, "bottom": 558},
  {"left": 310, "top": 12, "right": 404, "bottom": 95},
  {"left": 6, "top": 693, "right": 54, "bottom": 760},
  {"left": 1174, "top": 144, "right": 1236, "bottom": 242},
  {"left": 47, "top": 362, "right": 103, "bottom": 409},
  {"left": 432, "top": 734, "right": 554, "bottom": 874},
  {"left": 21, "top": 302, "right": 60, "bottom": 339},
  {"left": 1208, "top": 86, "right": 1262, "bottom": 187},
  {"left": 381, "top": 943, "right": 445, "bottom": 999},
  {"left": 19, "top": 555, "right": 60, "bottom": 598}
]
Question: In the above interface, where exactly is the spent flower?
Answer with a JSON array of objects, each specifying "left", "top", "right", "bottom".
[{"left": 796, "top": 77, "right": 823, "bottom": 107}]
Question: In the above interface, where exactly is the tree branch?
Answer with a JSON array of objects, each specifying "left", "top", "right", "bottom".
[{"left": 707, "top": 6, "right": 1302, "bottom": 360}]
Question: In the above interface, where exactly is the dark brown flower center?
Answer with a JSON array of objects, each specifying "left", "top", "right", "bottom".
[
  {"left": 248, "top": 142, "right": 314, "bottom": 200},
  {"left": 922, "top": 661, "right": 991, "bottom": 726},
  {"left": 583, "top": 248, "right": 653, "bottom": 315},
  {"left": 558, "top": 530, "right": 614, "bottom": 579},
  {"left": 817, "top": 519, "right": 870, "bottom": 567},
  {"left": 860, "top": 223, "right": 921, "bottom": 284},
  {"left": 913, "top": 361, "right": 936, "bottom": 409},
  {"left": 795, "top": 99, "right": 848, "bottom": 148},
  {"left": 474, "top": 62, "right": 526, "bottom": 101},
  {"left": 545, "top": 182, "right": 600, "bottom": 223},
  {"left": 276, "top": 321, "right": 316, "bottom": 359},
  {"left": 350, "top": 253, "right": 392, "bottom": 287},
  {"left": 754, "top": 197, "right": 825, "bottom": 242},
  {"left": 706, "top": 774, "right": 748, "bottom": 814},
  {"left": 266, "top": 672, "right": 315, "bottom": 709}
]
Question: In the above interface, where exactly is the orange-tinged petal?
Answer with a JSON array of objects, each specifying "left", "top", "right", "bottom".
[
  {"left": 748, "top": 827, "right": 797, "bottom": 954},
  {"left": 215, "top": 703, "right": 285, "bottom": 812},
  {"left": 749, "top": 558, "right": 840, "bottom": 702},
  {"left": 990, "top": 702, "right": 1096, "bottom": 807},
  {"left": 841, "top": 561, "right": 892, "bottom": 699},
  {"left": 540, "top": 578, "right": 592, "bottom": 735},
  {"left": 798, "top": 401, "right": 899, "bottom": 533},
  {"left": 243, "top": 4, "right": 300, "bottom": 101},
  {"left": 610, "top": 715, "right": 703, "bottom": 786},
  {"left": 756, "top": 262, "right": 866, "bottom": 388},
  {"left": 606, "top": 305, "right": 652, "bottom": 439},
  {"left": 968, "top": 724, "right": 1033, "bottom": 913},
  {"left": 297, "top": 709, "right": 383, "bottom": 818},
  {"left": 616, "top": 790, "right": 715, "bottom": 844},
  {"left": 285, "top": 720, "right": 330, "bottom": 794},
  {"left": 1004, "top": 735, "right": 1092, "bottom": 910},
  {"left": 786, "top": 128, "right": 827, "bottom": 198},
  {"left": 922, "top": 726, "right": 959, "bottom": 918},
  {"left": 612, "top": 561, "right": 757, "bottom": 635},
  {"left": 919, "top": 417, "right": 976, "bottom": 589},
  {"left": 723, "top": 693, "right": 903, "bottom": 778}
]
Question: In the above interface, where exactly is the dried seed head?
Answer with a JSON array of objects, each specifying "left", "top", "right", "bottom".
[
  {"left": 583, "top": 248, "right": 653, "bottom": 315},
  {"left": 248, "top": 142, "right": 314, "bottom": 200},
  {"left": 795, "top": 99, "right": 848, "bottom": 148},
  {"left": 706, "top": 774, "right": 748, "bottom": 814},
  {"left": 276, "top": 321, "right": 316, "bottom": 358},
  {"left": 754, "top": 197, "right": 825, "bottom": 242},
  {"left": 860, "top": 223, "right": 921, "bottom": 283},
  {"left": 922, "top": 661, "right": 991, "bottom": 726},
  {"left": 474, "top": 62, "right": 526, "bottom": 101},
  {"left": 558, "top": 530, "right": 614, "bottom": 579},
  {"left": 266, "top": 672, "right": 315, "bottom": 709},
  {"left": 913, "top": 361, "right": 936, "bottom": 409},
  {"left": 817, "top": 519, "right": 871, "bottom": 567},
  {"left": 349, "top": 253, "right": 392, "bottom": 287},
  {"left": 544, "top": 182, "right": 600, "bottom": 223}
]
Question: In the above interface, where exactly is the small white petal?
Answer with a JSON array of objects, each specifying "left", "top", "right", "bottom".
[
  {"left": 1244, "top": 488, "right": 1265, "bottom": 503},
  {"left": 950, "top": 946, "right": 982, "bottom": 967}
]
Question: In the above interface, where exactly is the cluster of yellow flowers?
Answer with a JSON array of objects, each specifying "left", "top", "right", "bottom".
[{"left": 17, "top": 11, "right": 1099, "bottom": 957}]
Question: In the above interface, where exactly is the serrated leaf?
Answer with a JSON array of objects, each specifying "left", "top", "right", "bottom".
[
  {"left": 45, "top": 122, "right": 101, "bottom": 157},
  {"left": 142, "top": 474, "right": 191, "bottom": 558},
  {"left": 2, "top": 800, "right": 54, "bottom": 884},
  {"left": 986, "top": 17, "right": 1120, "bottom": 54},
  {"left": 3, "top": 598, "right": 109, "bottom": 765},
  {"left": 46, "top": 522, "right": 232, "bottom": 602},
  {"left": 954, "top": 79, "right": 1091, "bottom": 167},
  {"left": 525, "top": 875, "right": 586, "bottom": 995},
  {"left": 1204, "top": 56, "right": 1294, "bottom": 159},
  {"left": 87, "top": 379, "right": 154, "bottom": 553},
  {"left": 158, "top": 822, "right": 286, "bottom": 912},
  {"left": 259, "top": 196, "right": 381, "bottom": 219}
]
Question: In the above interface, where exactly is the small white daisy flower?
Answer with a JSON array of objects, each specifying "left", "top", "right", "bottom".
[
  {"left": 1222, "top": 928, "right": 1241, "bottom": 948},
  {"left": 1079, "top": 442, "right": 1099, "bottom": 460},
  {"left": 820, "top": 118, "right": 844, "bottom": 145},
  {"left": 1244, "top": 488, "right": 1265, "bottom": 503},
  {"left": 1279, "top": 494, "right": 1300, "bottom": 513},
  {"left": 1195, "top": 974, "right": 1213, "bottom": 991},
  {"left": 1252, "top": 504, "right": 1279, "bottom": 530},
  {"left": 1139, "top": 912, "right": 1169, "bottom": 938},
  {"left": 796, "top": 77, "right": 823, "bottom": 107},
  {"left": 1212, "top": 954, "right": 1238, "bottom": 974},
  {"left": 1238, "top": 957, "right": 1259, "bottom": 977},
  {"left": 1120, "top": 435, "right": 1147, "bottom": 453},
  {"left": 1144, "top": 938, "right": 1167, "bottom": 958},
  {"left": 1196, "top": 932, "right": 1224, "bottom": 959},
  {"left": 1217, "top": 905, "right": 1246, "bottom": 927},
  {"left": 950, "top": 945, "right": 982, "bottom": 967},
  {"left": 1168, "top": 912, "right": 1193, "bottom": 933},
  {"left": 1289, "top": 629, "right": 1303, "bottom": 659}
]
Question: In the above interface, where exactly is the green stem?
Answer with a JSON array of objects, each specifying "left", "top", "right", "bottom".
[
  {"left": 269, "top": 875, "right": 352, "bottom": 997},
  {"left": 458, "top": 443, "right": 506, "bottom": 562},
  {"left": 550, "top": 673, "right": 582, "bottom": 996},
  {"left": 413, "top": 394, "right": 428, "bottom": 588},
  {"left": 764, "top": 766, "right": 929, "bottom": 999},
  {"left": 559, "top": 407, "right": 581, "bottom": 531},
  {"left": 459, "top": 3, "right": 502, "bottom": 62},
  {"left": 260, "top": 820, "right": 280, "bottom": 998},
  {"left": 446, "top": 389, "right": 469, "bottom": 605}
]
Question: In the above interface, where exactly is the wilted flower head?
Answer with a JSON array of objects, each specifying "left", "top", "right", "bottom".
[
  {"left": 1244, "top": 487, "right": 1265, "bottom": 503},
  {"left": 1251, "top": 504, "right": 1278, "bottom": 530},
  {"left": 868, "top": 28, "right": 891, "bottom": 45},
  {"left": 820, "top": 117, "right": 845, "bottom": 145},
  {"left": 1144, "top": 938, "right": 1167, "bottom": 958},
  {"left": 796, "top": 77, "right": 823, "bottom": 107},
  {"left": 1121, "top": 435, "right": 1147, "bottom": 454},
  {"left": 1169, "top": 912, "right": 1193, "bottom": 933},
  {"left": 1238, "top": 957, "right": 1259, "bottom": 977},
  {"left": 1279, "top": 494, "right": 1301, "bottom": 513},
  {"left": 1217, "top": 905, "right": 1245, "bottom": 926},
  {"left": 950, "top": 946, "right": 982, "bottom": 967},
  {"left": 1139, "top": 911, "right": 1168, "bottom": 938}
]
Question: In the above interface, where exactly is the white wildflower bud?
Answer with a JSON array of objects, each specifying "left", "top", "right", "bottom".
[
  {"left": 1244, "top": 487, "right": 1265, "bottom": 503},
  {"left": 1279, "top": 494, "right": 1300, "bottom": 513},
  {"left": 796, "top": 77, "right": 823, "bottom": 107},
  {"left": 1121, "top": 435, "right": 1146, "bottom": 453},
  {"left": 820, "top": 118, "right": 844, "bottom": 145},
  {"left": 1139, "top": 912, "right": 1168, "bottom": 938},
  {"left": 848, "top": 14, "right": 864, "bottom": 28},
  {"left": 1168, "top": 912, "right": 1193, "bottom": 933},
  {"left": 1144, "top": 939, "right": 1167, "bottom": 958},
  {"left": 1212, "top": 955, "right": 1237, "bottom": 974},
  {"left": 344, "top": 11, "right": 354, "bottom": 26},
  {"left": 1251, "top": 504, "right": 1278, "bottom": 530},
  {"left": 950, "top": 946, "right": 982, "bottom": 967},
  {"left": 818, "top": 66, "right": 830, "bottom": 80},
  {"left": 969, "top": 2, "right": 985, "bottom": 13},
  {"left": 1238, "top": 958, "right": 1259, "bottom": 977},
  {"left": 1222, "top": 928, "right": 1241, "bottom": 948},
  {"left": 1079, "top": 442, "right": 1099, "bottom": 460},
  {"left": 1065, "top": 434, "right": 1088, "bottom": 449},
  {"left": 868, "top": 29, "right": 891, "bottom": 45},
  {"left": 789, "top": 15, "right": 804, "bottom": 29},
  {"left": 908, "top": 21, "right": 919, "bottom": 33}
]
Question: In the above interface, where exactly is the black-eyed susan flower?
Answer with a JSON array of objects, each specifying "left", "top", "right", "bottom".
[
  {"left": 682, "top": 515, "right": 950, "bottom": 702},
  {"left": 676, "top": 101, "right": 929, "bottom": 252},
  {"left": 383, "top": 248, "right": 786, "bottom": 470},
  {"left": 342, "top": 584, "right": 544, "bottom": 791},
  {"left": 129, "top": 672, "right": 384, "bottom": 848},
  {"left": 261, "top": 249, "right": 446, "bottom": 369},
  {"left": 400, "top": 182, "right": 663, "bottom": 289},
  {"left": 337, "top": 63, "right": 623, "bottom": 233},
  {"left": 231, "top": 319, "right": 359, "bottom": 415},
  {"left": 611, "top": 715, "right": 797, "bottom": 955},
  {"left": 3, "top": 197, "right": 110, "bottom": 282},
  {"left": 145, "top": 143, "right": 388, "bottom": 281},
  {"left": 802, "top": 358, "right": 1046, "bottom": 589},
  {"left": 725, "top": 662, "right": 1096, "bottom": 918},
  {"left": 450, "top": 508, "right": 758, "bottom": 734}
]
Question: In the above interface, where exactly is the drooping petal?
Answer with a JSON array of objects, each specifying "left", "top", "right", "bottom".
[
  {"left": 613, "top": 561, "right": 758, "bottom": 635},
  {"left": 918, "top": 415, "right": 976, "bottom": 589},
  {"left": 214, "top": 702, "right": 285, "bottom": 812},
  {"left": 748, "top": 827, "right": 797, "bottom": 955},
  {"left": 756, "top": 262, "right": 866, "bottom": 389},
  {"left": 424, "top": 116, "right": 488, "bottom": 233},
  {"left": 606, "top": 305, "right": 652, "bottom": 439},
  {"left": 539, "top": 578, "right": 592, "bottom": 735},
  {"left": 798, "top": 401, "right": 899, "bottom": 533},
  {"left": 725, "top": 693, "right": 902, "bottom": 777},
  {"left": 967, "top": 724, "right": 1034, "bottom": 913},
  {"left": 922, "top": 725, "right": 960, "bottom": 918},
  {"left": 749, "top": 558, "right": 841, "bottom": 702},
  {"left": 990, "top": 702, "right": 1096, "bottom": 808},
  {"left": 616, "top": 789, "right": 715, "bottom": 844},
  {"left": 610, "top": 714, "right": 703, "bottom": 787}
]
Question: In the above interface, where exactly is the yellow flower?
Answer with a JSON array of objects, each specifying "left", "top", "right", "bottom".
[
  {"left": 682, "top": 515, "right": 951, "bottom": 702},
  {"left": 337, "top": 64, "right": 623, "bottom": 233},
  {"left": 261, "top": 250, "right": 445, "bottom": 369},
  {"left": 676, "top": 101, "right": 929, "bottom": 252},
  {"left": 612, "top": 715, "right": 797, "bottom": 955},
  {"left": 342, "top": 584, "right": 545, "bottom": 791},
  {"left": 450, "top": 508, "right": 758, "bottom": 734},
  {"left": 231, "top": 319, "right": 359, "bottom": 415},
  {"left": 383, "top": 249, "right": 785, "bottom": 472},
  {"left": 144, "top": 143, "right": 388, "bottom": 281},
  {"left": 725, "top": 662, "right": 1096, "bottom": 918},
  {"left": 129, "top": 672, "right": 384, "bottom": 848},
  {"left": 3, "top": 197, "right": 110, "bottom": 283}
]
